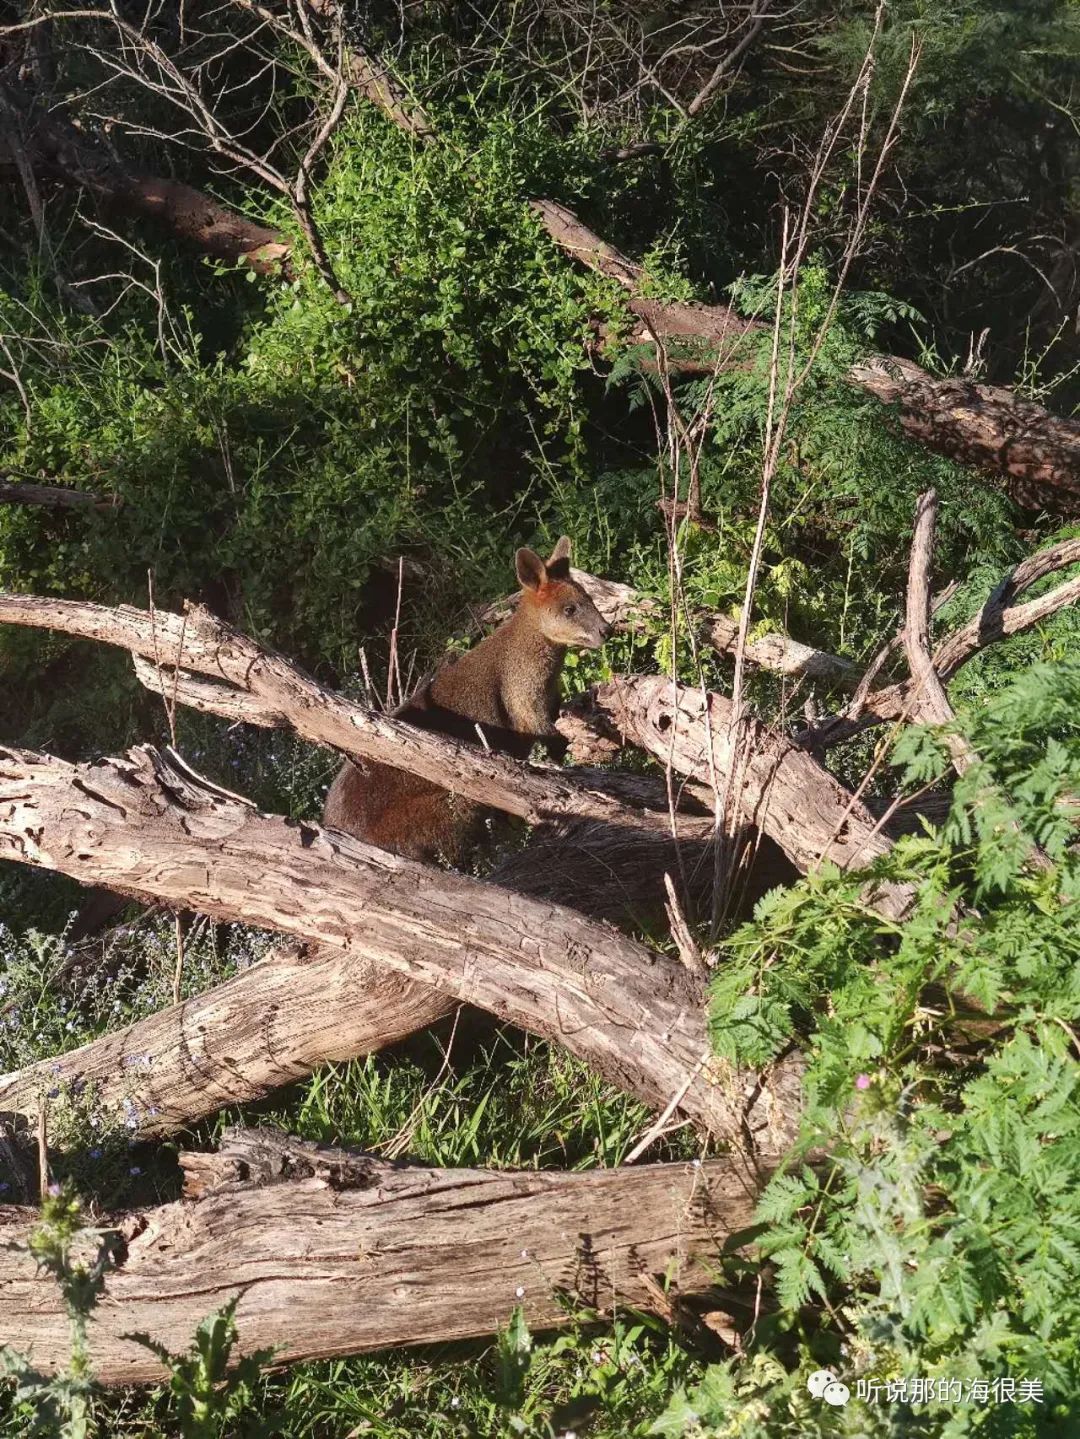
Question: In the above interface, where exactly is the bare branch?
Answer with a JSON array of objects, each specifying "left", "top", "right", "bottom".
[{"left": 902, "top": 490, "right": 977, "bottom": 775}]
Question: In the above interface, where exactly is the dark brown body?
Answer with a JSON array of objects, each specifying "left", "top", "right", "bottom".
[{"left": 323, "top": 538, "right": 610, "bottom": 864}]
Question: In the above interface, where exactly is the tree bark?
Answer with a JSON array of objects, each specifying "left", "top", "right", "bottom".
[
  {"left": 0, "top": 940, "right": 454, "bottom": 1141},
  {"left": 849, "top": 355, "right": 1080, "bottom": 513},
  {"left": 0, "top": 591, "right": 696, "bottom": 841},
  {"left": 584, "top": 675, "right": 915, "bottom": 922},
  {"left": 0, "top": 479, "right": 117, "bottom": 511},
  {"left": 533, "top": 199, "right": 1080, "bottom": 514},
  {"left": 0, "top": 1127, "right": 760, "bottom": 1385},
  {"left": 0, "top": 76, "right": 288, "bottom": 271},
  {"left": 0, "top": 743, "right": 805, "bottom": 1158}
]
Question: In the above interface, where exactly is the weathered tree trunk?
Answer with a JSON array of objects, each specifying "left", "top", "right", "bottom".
[
  {"left": 0, "top": 941, "right": 454, "bottom": 1141},
  {"left": 585, "top": 675, "right": 915, "bottom": 921},
  {"left": 0, "top": 77, "right": 288, "bottom": 271},
  {"left": 533, "top": 199, "right": 1080, "bottom": 514},
  {"left": 0, "top": 1127, "right": 759, "bottom": 1385},
  {"left": 848, "top": 355, "right": 1080, "bottom": 513},
  {"left": 0, "top": 591, "right": 695, "bottom": 841},
  {"left": 0, "top": 744, "right": 804, "bottom": 1158}
]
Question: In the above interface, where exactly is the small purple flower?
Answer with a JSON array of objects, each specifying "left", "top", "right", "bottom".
[
  {"left": 855, "top": 1074, "right": 872, "bottom": 1091},
  {"left": 129, "top": 1165, "right": 141, "bottom": 1177},
  {"left": 89, "top": 1148, "right": 102, "bottom": 1161},
  {"left": 47, "top": 1182, "right": 61, "bottom": 1198},
  {"left": 47, "top": 1087, "right": 60, "bottom": 1099}
]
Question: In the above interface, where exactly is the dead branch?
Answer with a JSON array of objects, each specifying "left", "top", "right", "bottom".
[
  {"left": 849, "top": 354, "right": 1080, "bottom": 512},
  {"left": 0, "top": 76, "right": 288, "bottom": 271},
  {"left": 0, "top": 477, "right": 117, "bottom": 511},
  {"left": 0, "top": 1126, "right": 760, "bottom": 1385},
  {"left": 533, "top": 202, "right": 1080, "bottom": 513},
  {"left": 0, "top": 743, "right": 805, "bottom": 1157},
  {"left": 902, "top": 490, "right": 976, "bottom": 775},
  {"left": 804, "top": 533, "right": 1080, "bottom": 750},
  {"left": 0, "top": 940, "right": 454, "bottom": 1140},
  {"left": 0, "top": 590, "right": 693, "bottom": 840},
  {"left": 583, "top": 675, "right": 916, "bottom": 921}
]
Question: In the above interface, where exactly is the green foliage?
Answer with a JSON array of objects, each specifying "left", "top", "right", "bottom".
[
  {"left": 3, "top": 4, "right": 1080, "bottom": 1435},
  {"left": 707, "top": 659, "right": 1080, "bottom": 1429},
  {"left": 0, "top": 1186, "right": 120, "bottom": 1438},
  {"left": 129, "top": 1299, "right": 275, "bottom": 1438}
]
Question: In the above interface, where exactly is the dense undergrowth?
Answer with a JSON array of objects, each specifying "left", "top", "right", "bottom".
[{"left": 3, "top": 0, "right": 1080, "bottom": 1434}]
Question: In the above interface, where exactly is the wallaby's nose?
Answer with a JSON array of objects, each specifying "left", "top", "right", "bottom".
[{"left": 600, "top": 621, "right": 613, "bottom": 642}]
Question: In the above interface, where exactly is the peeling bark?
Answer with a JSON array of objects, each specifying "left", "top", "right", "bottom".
[
  {"left": 0, "top": 591, "right": 689, "bottom": 840},
  {"left": 585, "top": 675, "right": 915, "bottom": 922},
  {"left": 0, "top": 940, "right": 454, "bottom": 1141},
  {"left": 533, "top": 200, "right": 1080, "bottom": 514}
]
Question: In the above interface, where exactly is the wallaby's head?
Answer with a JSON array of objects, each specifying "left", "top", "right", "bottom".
[{"left": 514, "top": 537, "right": 611, "bottom": 650}]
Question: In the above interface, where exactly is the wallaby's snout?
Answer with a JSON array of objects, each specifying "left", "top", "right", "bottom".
[{"left": 515, "top": 536, "right": 612, "bottom": 651}]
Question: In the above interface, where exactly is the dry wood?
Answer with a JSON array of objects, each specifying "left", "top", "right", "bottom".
[
  {"left": 0, "top": 77, "right": 287, "bottom": 271},
  {"left": 534, "top": 200, "right": 1080, "bottom": 514},
  {"left": 0, "top": 941, "right": 454, "bottom": 1140},
  {"left": 10, "top": 19, "right": 1075, "bottom": 502},
  {"left": 0, "top": 743, "right": 805, "bottom": 1158},
  {"left": 850, "top": 355, "right": 1080, "bottom": 512},
  {"left": 0, "top": 591, "right": 690, "bottom": 840},
  {"left": 0, "top": 478, "right": 117, "bottom": 511},
  {"left": 585, "top": 675, "right": 916, "bottom": 921},
  {"left": 805, "top": 534, "right": 1080, "bottom": 750},
  {"left": 901, "top": 490, "right": 975, "bottom": 775},
  {"left": 0, "top": 1126, "right": 760, "bottom": 1385}
]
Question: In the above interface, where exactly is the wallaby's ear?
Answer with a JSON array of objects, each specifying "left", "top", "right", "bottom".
[
  {"left": 546, "top": 535, "right": 572, "bottom": 580},
  {"left": 516, "top": 547, "right": 547, "bottom": 591}
]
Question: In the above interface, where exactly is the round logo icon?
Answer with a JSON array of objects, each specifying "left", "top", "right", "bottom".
[{"left": 806, "top": 1369, "right": 850, "bottom": 1405}]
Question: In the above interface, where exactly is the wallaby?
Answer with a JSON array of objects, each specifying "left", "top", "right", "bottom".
[{"left": 323, "top": 536, "right": 611, "bottom": 864}]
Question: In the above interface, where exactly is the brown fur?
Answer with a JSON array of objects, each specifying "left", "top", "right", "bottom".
[{"left": 323, "top": 537, "right": 610, "bottom": 864}]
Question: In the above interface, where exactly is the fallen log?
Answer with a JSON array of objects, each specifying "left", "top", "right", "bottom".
[
  {"left": 584, "top": 675, "right": 915, "bottom": 922},
  {"left": 0, "top": 1127, "right": 760, "bottom": 1385},
  {"left": 532, "top": 199, "right": 1080, "bottom": 515},
  {"left": 0, "top": 591, "right": 687, "bottom": 840},
  {"left": 0, "top": 743, "right": 805, "bottom": 1158},
  {"left": 8, "top": 24, "right": 1078, "bottom": 507},
  {"left": 0, "top": 77, "right": 288, "bottom": 272},
  {"left": 0, "top": 478, "right": 117, "bottom": 511},
  {"left": 0, "top": 941, "right": 454, "bottom": 1141}
]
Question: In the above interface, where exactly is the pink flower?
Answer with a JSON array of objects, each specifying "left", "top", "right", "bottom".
[{"left": 855, "top": 1074, "right": 871, "bottom": 1091}]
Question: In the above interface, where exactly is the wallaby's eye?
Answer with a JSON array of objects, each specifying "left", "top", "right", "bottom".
[{"left": 563, "top": 603, "right": 577, "bottom": 617}]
